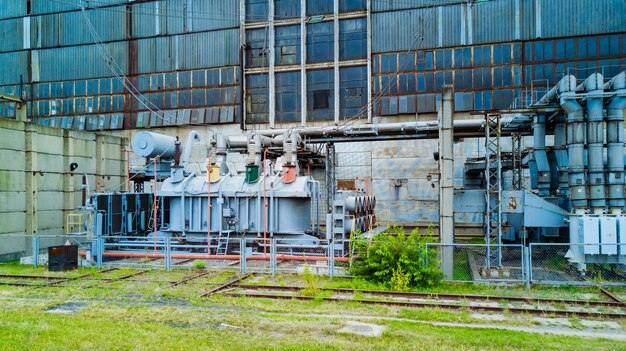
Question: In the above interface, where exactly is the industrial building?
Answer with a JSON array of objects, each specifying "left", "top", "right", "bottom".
[{"left": 1, "top": 0, "right": 626, "bottom": 279}]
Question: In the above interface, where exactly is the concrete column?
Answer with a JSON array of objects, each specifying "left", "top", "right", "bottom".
[
  {"left": 63, "top": 130, "right": 75, "bottom": 233},
  {"left": 95, "top": 134, "right": 105, "bottom": 192},
  {"left": 439, "top": 85, "right": 454, "bottom": 278},
  {"left": 24, "top": 124, "right": 38, "bottom": 255}
]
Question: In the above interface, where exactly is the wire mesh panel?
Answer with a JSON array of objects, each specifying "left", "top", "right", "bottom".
[
  {"left": 427, "top": 244, "right": 524, "bottom": 284},
  {"left": 272, "top": 239, "right": 331, "bottom": 275},
  {"left": 530, "top": 243, "right": 626, "bottom": 286},
  {"left": 332, "top": 239, "right": 354, "bottom": 277},
  {"left": 101, "top": 236, "right": 168, "bottom": 269}
]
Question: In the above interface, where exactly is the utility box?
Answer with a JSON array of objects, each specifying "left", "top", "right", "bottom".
[{"left": 48, "top": 245, "right": 78, "bottom": 272}]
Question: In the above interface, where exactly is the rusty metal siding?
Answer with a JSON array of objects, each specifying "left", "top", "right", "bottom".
[
  {"left": 372, "top": 8, "right": 439, "bottom": 53},
  {"left": 180, "top": 29, "right": 240, "bottom": 69},
  {"left": 472, "top": 0, "right": 516, "bottom": 45},
  {"left": 31, "top": 0, "right": 126, "bottom": 15}
]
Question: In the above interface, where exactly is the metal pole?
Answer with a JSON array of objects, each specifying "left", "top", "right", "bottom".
[
  {"left": 328, "top": 240, "right": 334, "bottom": 278},
  {"left": 439, "top": 85, "right": 454, "bottom": 278},
  {"left": 32, "top": 236, "right": 39, "bottom": 269},
  {"left": 526, "top": 244, "right": 533, "bottom": 288},
  {"left": 270, "top": 239, "right": 276, "bottom": 276},
  {"left": 240, "top": 238, "right": 246, "bottom": 274},
  {"left": 97, "top": 236, "right": 103, "bottom": 268},
  {"left": 165, "top": 237, "right": 172, "bottom": 271}
]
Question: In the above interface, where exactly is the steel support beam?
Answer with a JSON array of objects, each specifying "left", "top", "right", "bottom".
[
  {"left": 439, "top": 86, "right": 454, "bottom": 278},
  {"left": 485, "top": 113, "right": 502, "bottom": 268},
  {"left": 333, "top": 0, "right": 340, "bottom": 124},
  {"left": 268, "top": 0, "right": 276, "bottom": 128},
  {"left": 300, "top": 0, "right": 307, "bottom": 127}
]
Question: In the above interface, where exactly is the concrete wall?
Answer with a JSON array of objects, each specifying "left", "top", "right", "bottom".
[{"left": 0, "top": 119, "right": 127, "bottom": 260}]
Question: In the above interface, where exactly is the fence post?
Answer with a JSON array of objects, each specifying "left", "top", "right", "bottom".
[
  {"left": 32, "top": 236, "right": 40, "bottom": 269},
  {"left": 165, "top": 237, "right": 172, "bottom": 271},
  {"left": 270, "top": 239, "right": 276, "bottom": 276},
  {"left": 240, "top": 238, "right": 246, "bottom": 274},
  {"left": 96, "top": 236, "right": 103, "bottom": 268},
  {"left": 525, "top": 245, "right": 531, "bottom": 288},
  {"left": 328, "top": 240, "right": 334, "bottom": 278}
]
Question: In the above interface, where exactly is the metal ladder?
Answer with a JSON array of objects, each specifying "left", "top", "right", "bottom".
[{"left": 216, "top": 231, "right": 231, "bottom": 255}]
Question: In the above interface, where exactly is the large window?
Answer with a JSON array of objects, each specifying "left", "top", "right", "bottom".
[
  {"left": 307, "top": 69, "right": 334, "bottom": 121},
  {"left": 307, "top": 22, "right": 333, "bottom": 63},
  {"left": 339, "top": 18, "right": 366, "bottom": 60},
  {"left": 275, "top": 25, "right": 301, "bottom": 65}
]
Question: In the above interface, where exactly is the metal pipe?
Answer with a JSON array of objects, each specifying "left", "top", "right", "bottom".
[
  {"left": 560, "top": 75, "right": 587, "bottom": 212},
  {"left": 182, "top": 130, "right": 200, "bottom": 171},
  {"left": 254, "top": 117, "right": 514, "bottom": 139},
  {"left": 606, "top": 72, "right": 626, "bottom": 214},
  {"left": 533, "top": 114, "right": 550, "bottom": 196},
  {"left": 584, "top": 73, "right": 606, "bottom": 213},
  {"left": 98, "top": 251, "right": 350, "bottom": 262}
]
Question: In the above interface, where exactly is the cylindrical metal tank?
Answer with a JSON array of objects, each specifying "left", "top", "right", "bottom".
[{"left": 132, "top": 131, "right": 177, "bottom": 159}]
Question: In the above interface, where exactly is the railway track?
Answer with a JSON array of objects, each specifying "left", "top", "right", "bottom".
[
  {"left": 199, "top": 273, "right": 253, "bottom": 297},
  {"left": 232, "top": 284, "right": 625, "bottom": 309},
  {"left": 220, "top": 284, "right": 626, "bottom": 320}
]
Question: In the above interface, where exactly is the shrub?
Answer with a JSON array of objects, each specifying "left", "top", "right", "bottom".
[
  {"left": 301, "top": 263, "right": 320, "bottom": 296},
  {"left": 349, "top": 225, "right": 443, "bottom": 289},
  {"left": 193, "top": 260, "right": 206, "bottom": 270}
]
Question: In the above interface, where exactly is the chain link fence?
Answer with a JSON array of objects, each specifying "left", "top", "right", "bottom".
[
  {"left": 9, "top": 235, "right": 626, "bottom": 286},
  {"left": 426, "top": 243, "right": 525, "bottom": 284},
  {"left": 530, "top": 243, "right": 626, "bottom": 286}
]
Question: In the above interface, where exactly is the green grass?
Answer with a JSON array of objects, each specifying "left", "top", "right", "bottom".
[{"left": 0, "top": 264, "right": 624, "bottom": 350}]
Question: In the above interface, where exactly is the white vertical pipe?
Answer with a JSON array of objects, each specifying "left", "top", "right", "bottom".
[
  {"left": 268, "top": 0, "right": 276, "bottom": 128},
  {"left": 300, "top": 0, "right": 307, "bottom": 127},
  {"left": 333, "top": 0, "right": 340, "bottom": 124},
  {"left": 514, "top": 0, "right": 520, "bottom": 40},
  {"left": 535, "top": 0, "right": 542, "bottom": 38},
  {"left": 466, "top": 2, "right": 473, "bottom": 45},
  {"left": 437, "top": 6, "right": 443, "bottom": 48}
]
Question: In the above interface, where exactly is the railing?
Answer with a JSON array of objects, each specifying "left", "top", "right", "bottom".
[{"left": 6, "top": 235, "right": 626, "bottom": 286}]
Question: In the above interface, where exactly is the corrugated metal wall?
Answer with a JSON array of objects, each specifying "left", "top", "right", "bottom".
[
  {"left": 0, "top": 0, "right": 26, "bottom": 20},
  {"left": 372, "top": 7, "right": 439, "bottom": 53},
  {"left": 372, "top": 0, "right": 463, "bottom": 12},
  {"left": 541, "top": 0, "right": 626, "bottom": 38},
  {"left": 0, "top": 51, "right": 29, "bottom": 85},
  {"left": 0, "top": 18, "right": 25, "bottom": 52},
  {"left": 37, "top": 42, "right": 129, "bottom": 82},
  {"left": 472, "top": 0, "right": 516, "bottom": 44}
]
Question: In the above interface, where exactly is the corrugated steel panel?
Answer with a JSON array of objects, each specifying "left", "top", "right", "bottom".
[
  {"left": 0, "top": 18, "right": 24, "bottom": 52},
  {"left": 38, "top": 41, "right": 128, "bottom": 82},
  {"left": 191, "top": 0, "right": 239, "bottom": 32},
  {"left": 372, "top": 0, "right": 462, "bottom": 12},
  {"left": 520, "top": 0, "right": 536, "bottom": 40},
  {"left": 472, "top": 0, "right": 516, "bottom": 44},
  {"left": 180, "top": 29, "right": 240, "bottom": 69},
  {"left": 0, "top": 1, "right": 26, "bottom": 20},
  {"left": 57, "top": 8, "right": 127, "bottom": 46},
  {"left": 0, "top": 51, "right": 28, "bottom": 85},
  {"left": 31, "top": 0, "right": 126, "bottom": 15},
  {"left": 440, "top": 4, "right": 464, "bottom": 47},
  {"left": 132, "top": 0, "right": 238, "bottom": 39},
  {"left": 372, "top": 8, "right": 438, "bottom": 53},
  {"left": 541, "top": 0, "right": 626, "bottom": 38}
]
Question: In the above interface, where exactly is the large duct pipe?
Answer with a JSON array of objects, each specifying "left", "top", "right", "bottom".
[
  {"left": 533, "top": 114, "right": 550, "bottom": 196},
  {"left": 560, "top": 75, "right": 587, "bottom": 212},
  {"left": 182, "top": 130, "right": 201, "bottom": 171},
  {"left": 606, "top": 72, "right": 626, "bottom": 214},
  {"left": 253, "top": 117, "right": 516, "bottom": 139},
  {"left": 583, "top": 73, "right": 606, "bottom": 213},
  {"left": 554, "top": 114, "right": 569, "bottom": 197}
]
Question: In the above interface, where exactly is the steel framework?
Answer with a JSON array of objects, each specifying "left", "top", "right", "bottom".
[{"left": 484, "top": 113, "right": 503, "bottom": 268}]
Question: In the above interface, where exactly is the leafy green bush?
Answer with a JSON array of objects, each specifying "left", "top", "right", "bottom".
[
  {"left": 349, "top": 225, "right": 442, "bottom": 289},
  {"left": 193, "top": 260, "right": 206, "bottom": 270}
]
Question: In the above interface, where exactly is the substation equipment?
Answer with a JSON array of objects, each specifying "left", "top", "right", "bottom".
[
  {"left": 87, "top": 129, "right": 375, "bottom": 257},
  {"left": 82, "top": 70, "right": 626, "bottom": 274}
]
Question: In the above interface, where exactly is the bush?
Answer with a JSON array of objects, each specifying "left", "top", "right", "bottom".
[
  {"left": 193, "top": 260, "right": 206, "bottom": 270},
  {"left": 349, "top": 225, "right": 442, "bottom": 289}
]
